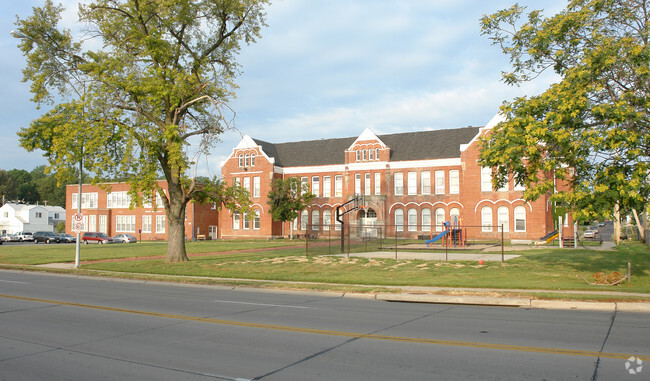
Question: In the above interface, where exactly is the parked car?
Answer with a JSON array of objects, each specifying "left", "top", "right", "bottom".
[
  {"left": 34, "top": 231, "right": 61, "bottom": 244},
  {"left": 1, "top": 234, "right": 18, "bottom": 242},
  {"left": 82, "top": 232, "right": 114, "bottom": 244},
  {"left": 113, "top": 233, "right": 137, "bottom": 243},
  {"left": 57, "top": 233, "right": 76, "bottom": 243},
  {"left": 583, "top": 230, "right": 595, "bottom": 239},
  {"left": 16, "top": 232, "right": 35, "bottom": 242}
]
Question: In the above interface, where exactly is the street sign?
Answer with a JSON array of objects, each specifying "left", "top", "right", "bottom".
[
  {"left": 72, "top": 221, "right": 86, "bottom": 232},
  {"left": 73, "top": 212, "right": 83, "bottom": 222}
]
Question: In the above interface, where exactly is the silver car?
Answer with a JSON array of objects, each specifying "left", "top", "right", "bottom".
[{"left": 113, "top": 233, "right": 137, "bottom": 243}]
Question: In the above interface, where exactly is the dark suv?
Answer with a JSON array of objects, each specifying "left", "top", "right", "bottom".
[
  {"left": 34, "top": 231, "right": 61, "bottom": 244},
  {"left": 82, "top": 232, "right": 114, "bottom": 244}
]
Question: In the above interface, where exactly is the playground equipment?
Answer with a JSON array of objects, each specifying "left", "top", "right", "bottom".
[
  {"left": 536, "top": 230, "right": 558, "bottom": 245},
  {"left": 424, "top": 219, "right": 466, "bottom": 247}
]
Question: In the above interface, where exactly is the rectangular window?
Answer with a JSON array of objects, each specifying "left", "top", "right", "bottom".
[
  {"left": 301, "top": 177, "right": 308, "bottom": 194},
  {"left": 449, "top": 170, "right": 460, "bottom": 194},
  {"left": 35, "top": 212, "right": 43, "bottom": 218},
  {"left": 116, "top": 215, "right": 136, "bottom": 232},
  {"left": 335, "top": 176, "right": 343, "bottom": 197},
  {"left": 394, "top": 173, "right": 403, "bottom": 195},
  {"left": 253, "top": 211, "right": 260, "bottom": 230},
  {"left": 155, "top": 215, "right": 166, "bottom": 233},
  {"left": 88, "top": 215, "right": 97, "bottom": 232},
  {"left": 407, "top": 172, "right": 417, "bottom": 195},
  {"left": 99, "top": 215, "right": 107, "bottom": 234},
  {"left": 243, "top": 212, "right": 250, "bottom": 229},
  {"left": 233, "top": 177, "right": 240, "bottom": 187},
  {"left": 481, "top": 167, "right": 492, "bottom": 192},
  {"left": 374, "top": 173, "right": 381, "bottom": 195},
  {"left": 142, "top": 215, "right": 152, "bottom": 233},
  {"left": 435, "top": 170, "right": 445, "bottom": 194},
  {"left": 107, "top": 191, "right": 131, "bottom": 209},
  {"left": 514, "top": 179, "right": 525, "bottom": 191},
  {"left": 233, "top": 213, "right": 240, "bottom": 230},
  {"left": 355, "top": 174, "right": 361, "bottom": 194},
  {"left": 72, "top": 193, "right": 98, "bottom": 209},
  {"left": 364, "top": 173, "right": 371, "bottom": 196},
  {"left": 155, "top": 190, "right": 166, "bottom": 209},
  {"left": 421, "top": 171, "right": 431, "bottom": 194},
  {"left": 243, "top": 177, "right": 251, "bottom": 193},
  {"left": 253, "top": 177, "right": 260, "bottom": 198},
  {"left": 312, "top": 176, "right": 320, "bottom": 197},
  {"left": 323, "top": 176, "right": 331, "bottom": 197}
]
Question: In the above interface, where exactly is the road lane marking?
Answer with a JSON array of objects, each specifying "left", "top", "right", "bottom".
[
  {"left": 213, "top": 299, "right": 317, "bottom": 309},
  {"left": 2, "top": 293, "right": 647, "bottom": 361},
  {"left": 0, "top": 280, "right": 30, "bottom": 284}
]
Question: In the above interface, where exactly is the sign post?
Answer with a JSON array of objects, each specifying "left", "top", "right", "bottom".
[{"left": 72, "top": 212, "right": 84, "bottom": 268}]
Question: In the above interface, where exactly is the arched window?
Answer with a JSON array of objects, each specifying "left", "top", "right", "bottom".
[
  {"left": 300, "top": 210, "right": 308, "bottom": 230},
  {"left": 407, "top": 208, "right": 417, "bottom": 231},
  {"left": 253, "top": 209, "right": 260, "bottom": 230},
  {"left": 323, "top": 209, "right": 331, "bottom": 231},
  {"left": 356, "top": 150, "right": 360, "bottom": 161},
  {"left": 362, "top": 150, "right": 367, "bottom": 161},
  {"left": 311, "top": 210, "right": 320, "bottom": 230},
  {"left": 250, "top": 153, "right": 256, "bottom": 166},
  {"left": 435, "top": 208, "right": 445, "bottom": 232},
  {"left": 497, "top": 206, "right": 509, "bottom": 232},
  {"left": 244, "top": 154, "right": 250, "bottom": 167},
  {"left": 395, "top": 209, "right": 404, "bottom": 232},
  {"left": 481, "top": 206, "right": 493, "bottom": 232},
  {"left": 514, "top": 206, "right": 526, "bottom": 232},
  {"left": 238, "top": 154, "right": 243, "bottom": 167},
  {"left": 421, "top": 208, "right": 431, "bottom": 230},
  {"left": 369, "top": 149, "right": 374, "bottom": 160},
  {"left": 375, "top": 148, "right": 380, "bottom": 160},
  {"left": 450, "top": 208, "right": 460, "bottom": 225}
]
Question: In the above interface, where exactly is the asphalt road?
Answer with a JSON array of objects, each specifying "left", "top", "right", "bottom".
[{"left": 0, "top": 270, "right": 648, "bottom": 380}]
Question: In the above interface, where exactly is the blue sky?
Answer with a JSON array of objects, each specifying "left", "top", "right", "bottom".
[{"left": 1, "top": 0, "right": 565, "bottom": 177}]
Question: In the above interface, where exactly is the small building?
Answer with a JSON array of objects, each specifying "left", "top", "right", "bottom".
[
  {"left": 64, "top": 181, "right": 219, "bottom": 240},
  {"left": 0, "top": 203, "right": 64, "bottom": 234}
]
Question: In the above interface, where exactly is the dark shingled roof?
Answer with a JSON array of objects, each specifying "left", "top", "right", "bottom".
[{"left": 253, "top": 126, "right": 480, "bottom": 168}]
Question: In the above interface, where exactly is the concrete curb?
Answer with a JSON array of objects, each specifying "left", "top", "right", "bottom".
[
  {"left": 376, "top": 293, "right": 531, "bottom": 307},
  {"left": 530, "top": 300, "right": 616, "bottom": 311}
]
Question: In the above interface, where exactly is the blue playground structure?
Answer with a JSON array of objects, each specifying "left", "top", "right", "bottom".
[{"left": 424, "top": 220, "right": 466, "bottom": 247}]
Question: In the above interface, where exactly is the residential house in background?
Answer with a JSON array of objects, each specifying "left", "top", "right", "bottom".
[{"left": 0, "top": 203, "right": 65, "bottom": 234}]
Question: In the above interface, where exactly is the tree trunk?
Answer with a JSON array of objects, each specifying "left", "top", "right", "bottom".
[
  {"left": 632, "top": 208, "right": 646, "bottom": 242},
  {"left": 165, "top": 177, "right": 189, "bottom": 262}
]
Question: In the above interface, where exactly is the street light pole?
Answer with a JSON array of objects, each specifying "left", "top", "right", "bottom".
[{"left": 75, "top": 146, "right": 83, "bottom": 268}]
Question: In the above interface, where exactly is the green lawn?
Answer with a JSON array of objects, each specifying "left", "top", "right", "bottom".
[{"left": 2, "top": 240, "right": 648, "bottom": 296}]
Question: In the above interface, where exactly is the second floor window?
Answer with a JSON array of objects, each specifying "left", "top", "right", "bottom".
[{"left": 394, "top": 173, "right": 404, "bottom": 195}]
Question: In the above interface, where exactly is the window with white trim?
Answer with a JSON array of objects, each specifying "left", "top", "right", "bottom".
[
  {"left": 116, "top": 215, "right": 136, "bottom": 232},
  {"left": 311, "top": 176, "right": 319, "bottom": 197},
  {"left": 364, "top": 173, "right": 371, "bottom": 195},
  {"left": 435, "top": 208, "right": 445, "bottom": 232},
  {"left": 300, "top": 210, "right": 308, "bottom": 230},
  {"left": 450, "top": 207, "right": 460, "bottom": 224},
  {"left": 394, "top": 173, "right": 403, "bottom": 195},
  {"left": 374, "top": 173, "right": 381, "bottom": 195},
  {"left": 233, "top": 213, "right": 240, "bottom": 230},
  {"left": 514, "top": 206, "right": 526, "bottom": 232},
  {"left": 421, "top": 171, "right": 431, "bottom": 194},
  {"left": 335, "top": 176, "right": 343, "bottom": 197},
  {"left": 407, "top": 172, "right": 417, "bottom": 195},
  {"left": 72, "top": 193, "right": 98, "bottom": 209},
  {"left": 253, "top": 210, "right": 260, "bottom": 230},
  {"left": 407, "top": 208, "right": 417, "bottom": 231},
  {"left": 449, "top": 170, "right": 460, "bottom": 194},
  {"left": 142, "top": 215, "right": 152, "bottom": 233},
  {"left": 323, "top": 209, "right": 331, "bottom": 231},
  {"left": 355, "top": 174, "right": 361, "bottom": 194},
  {"left": 481, "top": 167, "right": 492, "bottom": 192},
  {"left": 243, "top": 177, "right": 250, "bottom": 193},
  {"left": 497, "top": 206, "right": 509, "bottom": 232},
  {"left": 421, "top": 208, "right": 431, "bottom": 230},
  {"left": 395, "top": 209, "right": 404, "bottom": 232},
  {"left": 250, "top": 153, "right": 256, "bottom": 166},
  {"left": 356, "top": 150, "right": 360, "bottom": 161},
  {"left": 253, "top": 177, "right": 260, "bottom": 198},
  {"left": 243, "top": 212, "right": 250, "bottom": 229},
  {"left": 323, "top": 176, "right": 331, "bottom": 197},
  {"left": 238, "top": 154, "right": 243, "bottom": 167},
  {"left": 435, "top": 170, "right": 445, "bottom": 194},
  {"left": 312, "top": 210, "right": 320, "bottom": 230},
  {"left": 481, "top": 206, "right": 492, "bottom": 232},
  {"left": 155, "top": 215, "right": 166, "bottom": 233}
]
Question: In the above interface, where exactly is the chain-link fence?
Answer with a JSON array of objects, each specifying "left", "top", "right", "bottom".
[{"left": 299, "top": 223, "right": 508, "bottom": 260}]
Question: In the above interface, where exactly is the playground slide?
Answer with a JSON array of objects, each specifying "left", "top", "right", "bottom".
[
  {"left": 425, "top": 230, "right": 449, "bottom": 246},
  {"left": 540, "top": 230, "right": 558, "bottom": 242},
  {"left": 545, "top": 232, "right": 559, "bottom": 243}
]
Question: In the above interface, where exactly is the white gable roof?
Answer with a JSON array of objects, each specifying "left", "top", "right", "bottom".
[
  {"left": 460, "top": 112, "right": 506, "bottom": 152},
  {"left": 346, "top": 128, "right": 387, "bottom": 151}
]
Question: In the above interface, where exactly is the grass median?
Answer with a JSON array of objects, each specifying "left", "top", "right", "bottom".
[{"left": 2, "top": 240, "right": 648, "bottom": 298}]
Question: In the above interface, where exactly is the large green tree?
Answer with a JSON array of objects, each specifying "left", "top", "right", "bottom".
[
  {"left": 479, "top": 0, "right": 649, "bottom": 240},
  {"left": 14, "top": 0, "right": 269, "bottom": 261},
  {"left": 267, "top": 177, "right": 315, "bottom": 239}
]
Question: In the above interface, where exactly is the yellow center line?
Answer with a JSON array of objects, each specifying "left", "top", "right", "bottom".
[{"left": 3, "top": 293, "right": 648, "bottom": 361}]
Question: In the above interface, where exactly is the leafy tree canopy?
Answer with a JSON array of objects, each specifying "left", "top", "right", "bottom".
[
  {"left": 14, "top": 0, "right": 269, "bottom": 261},
  {"left": 267, "top": 177, "right": 315, "bottom": 237},
  {"left": 479, "top": 0, "right": 649, "bottom": 221}
]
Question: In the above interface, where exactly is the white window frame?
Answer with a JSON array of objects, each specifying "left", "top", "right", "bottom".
[
  {"left": 355, "top": 173, "right": 361, "bottom": 194},
  {"left": 395, "top": 209, "right": 404, "bottom": 232},
  {"left": 142, "top": 215, "right": 152, "bottom": 233},
  {"left": 156, "top": 215, "right": 166, "bottom": 233},
  {"left": 253, "top": 177, "right": 260, "bottom": 198},
  {"left": 435, "top": 170, "right": 445, "bottom": 194},
  {"left": 421, "top": 171, "right": 431, "bottom": 194},
  {"left": 514, "top": 206, "right": 526, "bottom": 232},
  {"left": 233, "top": 213, "right": 240, "bottom": 230},
  {"left": 323, "top": 176, "right": 331, "bottom": 197},
  {"left": 364, "top": 173, "right": 371, "bottom": 196},
  {"left": 374, "top": 173, "right": 381, "bottom": 195},
  {"left": 481, "top": 206, "right": 492, "bottom": 232},
  {"left": 300, "top": 210, "right": 308, "bottom": 230},
  {"left": 421, "top": 208, "right": 431, "bottom": 231},
  {"left": 407, "top": 172, "right": 417, "bottom": 195},
  {"left": 312, "top": 176, "right": 319, "bottom": 197},
  {"left": 407, "top": 208, "right": 417, "bottom": 231},
  {"left": 435, "top": 208, "right": 445, "bottom": 232},
  {"left": 253, "top": 210, "right": 260, "bottom": 230},
  {"left": 481, "top": 167, "right": 492, "bottom": 192},
  {"left": 497, "top": 206, "right": 509, "bottom": 232},
  {"left": 243, "top": 177, "right": 251, "bottom": 193},
  {"left": 116, "top": 215, "right": 136, "bottom": 232},
  {"left": 449, "top": 170, "right": 460, "bottom": 194},
  {"left": 394, "top": 173, "right": 404, "bottom": 195},
  {"left": 72, "top": 193, "right": 98, "bottom": 209},
  {"left": 335, "top": 176, "right": 343, "bottom": 197},
  {"left": 323, "top": 209, "right": 331, "bottom": 231},
  {"left": 311, "top": 210, "right": 320, "bottom": 230}
]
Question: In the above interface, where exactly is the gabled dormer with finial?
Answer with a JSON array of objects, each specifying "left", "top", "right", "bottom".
[{"left": 345, "top": 128, "right": 389, "bottom": 164}]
